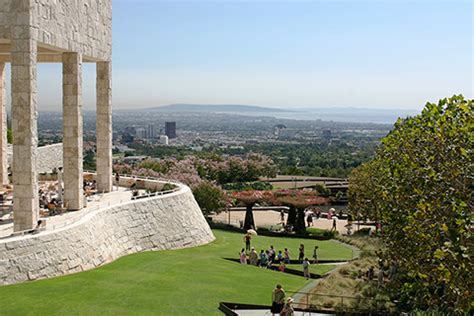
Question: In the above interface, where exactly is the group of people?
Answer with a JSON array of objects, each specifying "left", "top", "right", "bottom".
[
  {"left": 241, "top": 233, "right": 320, "bottom": 279},
  {"left": 366, "top": 258, "right": 398, "bottom": 288},
  {"left": 271, "top": 284, "right": 295, "bottom": 316},
  {"left": 239, "top": 246, "right": 292, "bottom": 272}
]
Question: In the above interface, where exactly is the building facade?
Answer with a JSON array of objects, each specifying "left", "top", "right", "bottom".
[
  {"left": 165, "top": 121, "right": 176, "bottom": 139},
  {"left": 0, "top": 0, "right": 113, "bottom": 231}
]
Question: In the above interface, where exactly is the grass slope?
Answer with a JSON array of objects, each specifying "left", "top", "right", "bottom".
[{"left": 0, "top": 230, "right": 352, "bottom": 315}]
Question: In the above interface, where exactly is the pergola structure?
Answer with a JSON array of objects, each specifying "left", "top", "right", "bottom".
[{"left": 0, "top": 0, "right": 113, "bottom": 231}]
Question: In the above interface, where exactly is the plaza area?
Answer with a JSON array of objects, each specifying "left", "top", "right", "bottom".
[
  {"left": 0, "top": 186, "right": 133, "bottom": 239},
  {"left": 211, "top": 210, "right": 372, "bottom": 235}
]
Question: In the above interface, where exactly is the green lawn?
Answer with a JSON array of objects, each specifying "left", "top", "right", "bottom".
[{"left": 0, "top": 230, "right": 352, "bottom": 316}]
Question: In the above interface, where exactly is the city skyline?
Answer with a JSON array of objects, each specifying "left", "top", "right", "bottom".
[{"left": 3, "top": 0, "right": 474, "bottom": 111}]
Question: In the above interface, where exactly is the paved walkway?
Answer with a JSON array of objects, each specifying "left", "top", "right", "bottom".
[
  {"left": 0, "top": 187, "right": 133, "bottom": 239},
  {"left": 211, "top": 210, "right": 373, "bottom": 234}
]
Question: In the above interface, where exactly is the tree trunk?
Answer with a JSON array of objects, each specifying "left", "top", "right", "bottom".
[
  {"left": 243, "top": 203, "right": 255, "bottom": 230},
  {"left": 295, "top": 208, "right": 306, "bottom": 234},
  {"left": 287, "top": 206, "right": 297, "bottom": 229}
]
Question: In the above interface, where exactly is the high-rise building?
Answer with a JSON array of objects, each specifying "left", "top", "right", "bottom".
[
  {"left": 322, "top": 129, "right": 332, "bottom": 140},
  {"left": 135, "top": 127, "right": 147, "bottom": 139},
  {"left": 165, "top": 122, "right": 176, "bottom": 139},
  {"left": 147, "top": 124, "right": 156, "bottom": 139},
  {"left": 159, "top": 135, "right": 169, "bottom": 145}
]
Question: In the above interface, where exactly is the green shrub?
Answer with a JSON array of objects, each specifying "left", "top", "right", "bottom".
[
  {"left": 353, "top": 227, "right": 371, "bottom": 236},
  {"left": 306, "top": 227, "right": 337, "bottom": 238}
]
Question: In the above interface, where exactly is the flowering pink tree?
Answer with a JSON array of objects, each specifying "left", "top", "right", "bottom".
[
  {"left": 231, "top": 190, "right": 274, "bottom": 230},
  {"left": 276, "top": 190, "right": 329, "bottom": 233}
]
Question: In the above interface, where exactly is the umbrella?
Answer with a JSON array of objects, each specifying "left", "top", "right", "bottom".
[{"left": 247, "top": 229, "right": 258, "bottom": 235}]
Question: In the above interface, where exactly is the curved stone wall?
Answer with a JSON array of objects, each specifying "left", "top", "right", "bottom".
[{"left": 0, "top": 184, "right": 215, "bottom": 285}]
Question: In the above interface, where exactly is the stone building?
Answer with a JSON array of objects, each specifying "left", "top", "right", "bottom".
[{"left": 0, "top": 0, "right": 113, "bottom": 231}]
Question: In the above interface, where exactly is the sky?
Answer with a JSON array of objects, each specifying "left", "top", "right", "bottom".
[{"left": 8, "top": 0, "right": 474, "bottom": 111}]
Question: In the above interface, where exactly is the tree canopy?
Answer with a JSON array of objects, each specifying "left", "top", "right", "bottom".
[{"left": 348, "top": 95, "right": 473, "bottom": 313}]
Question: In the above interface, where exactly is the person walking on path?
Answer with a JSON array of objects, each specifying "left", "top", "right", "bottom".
[
  {"left": 306, "top": 213, "right": 313, "bottom": 227},
  {"left": 302, "top": 258, "right": 311, "bottom": 279},
  {"left": 331, "top": 217, "right": 337, "bottom": 232},
  {"left": 115, "top": 173, "right": 120, "bottom": 191},
  {"left": 249, "top": 247, "right": 258, "bottom": 266},
  {"left": 280, "top": 297, "right": 295, "bottom": 316},
  {"left": 298, "top": 244, "right": 305, "bottom": 263},
  {"left": 244, "top": 233, "right": 252, "bottom": 252},
  {"left": 312, "top": 246, "right": 319, "bottom": 264},
  {"left": 280, "top": 210, "right": 285, "bottom": 223},
  {"left": 271, "top": 284, "right": 286, "bottom": 315},
  {"left": 239, "top": 248, "right": 247, "bottom": 264}
]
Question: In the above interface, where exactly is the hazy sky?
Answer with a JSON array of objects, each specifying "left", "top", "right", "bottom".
[{"left": 7, "top": 0, "right": 474, "bottom": 111}]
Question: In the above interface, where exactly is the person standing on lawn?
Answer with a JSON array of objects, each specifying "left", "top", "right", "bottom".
[
  {"left": 302, "top": 258, "right": 311, "bottom": 279},
  {"left": 239, "top": 248, "right": 247, "bottom": 264},
  {"left": 298, "top": 244, "right": 305, "bottom": 263},
  {"left": 284, "top": 248, "right": 291, "bottom": 264},
  {"left": 271, "top": 284, "right": 286, "bottom": 315},
  {"left": 249, "top": 247, "right": 258, "bottom": 266},
  {"left": 244, "top": 232, "right": 252, "bottom": 252},
  {"left": 259, "top": 250, "right": 268, "bottom": 268},
  {"left": 312, "top": 246, "right": 319, "bottom": 264}
]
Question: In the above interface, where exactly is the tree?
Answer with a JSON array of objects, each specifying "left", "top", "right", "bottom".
[
  {"left": 348, "top": 95, "right": 473, "bottom": 313},
  {"left": 192, "top": 181, "right": 227, "bottom": 216},
  {"left": 276, "top": 190, "right": 329, "bottom": 233},
  {"left": 7, "top": 128, "right": 12, "bottom": 144},
  {"left": 231, "top": 190, "right": 273, "bottom": 230}
]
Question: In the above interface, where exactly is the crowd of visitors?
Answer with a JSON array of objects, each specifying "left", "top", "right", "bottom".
[{"left": 239, "top": 233, "right": 322, "bottom": 279}]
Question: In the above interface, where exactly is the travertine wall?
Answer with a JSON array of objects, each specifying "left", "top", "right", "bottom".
[
  {"left": 7, "top": 143, "right": 63, "bottom": 174},
  {"left": 0, "top": 0, "right": 112, "bottom": 61},
  {"left": 0, "top": 184, "right": 215, "bottom": 285},
  {"left": 62, "top": 52, "right": 83, "bottom": 210}
]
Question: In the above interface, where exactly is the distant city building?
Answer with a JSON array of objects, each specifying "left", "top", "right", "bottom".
[
  {"left": 147, "top": 124, "right": 156, "bottom": 139},
  {"left": 121, "top": 132, "right": 134, "bottom": 144},
  {"left": 135, "top": 127, "right": 147, "bottom": 139},
  {"left": 322, "top": 129, "right": 332, "bottom": 140},
  {"left": 273, "top": 124, "right": 287, "bottom": 138},
  {"left": 165, "top": 122, "right": 177, "bottom": 139},
  {"left": 159, "top": 135, "right": 169, "bottom": 145},
  {"left": 279, "top": 129, "right": 298, "bottom": 139},
  {"left": 124, "top": 126, "right": 136, "bottom": 136}
]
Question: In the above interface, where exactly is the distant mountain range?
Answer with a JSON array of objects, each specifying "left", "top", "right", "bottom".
[
  {"left": 137, "top": 103, "right": 419, "bottom": 124},
  {"left": 144, "top": 104, "right": 295, "bottom": 113}
]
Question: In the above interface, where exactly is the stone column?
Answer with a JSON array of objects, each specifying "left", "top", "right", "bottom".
[
  {"left": 96, "top": 61, "right": 112, "bottom": 192},
  {"left": 62, "top": 53, "right": 84, "bottom": 210},
  {"left": 0, "top": 63, "right": 8, "bottom": 185},
  {"left": 11, "top": 37, "right": 39, "bottom": 231}
]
